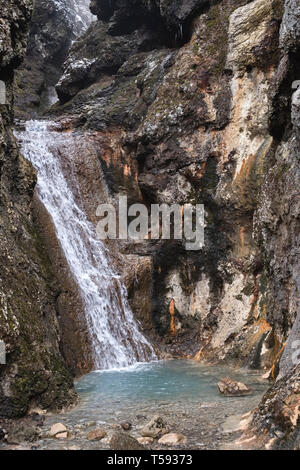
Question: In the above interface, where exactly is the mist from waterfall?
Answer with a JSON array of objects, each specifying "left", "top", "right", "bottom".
[{"left": 16, "top": 120, "right": 156, "bottom": 370}]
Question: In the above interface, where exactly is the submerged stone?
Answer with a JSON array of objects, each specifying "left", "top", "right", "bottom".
[
  {"left": 137, "top": 436, "right": 154, "bottom": 445},
  {"left": 86, "top": 428, "right": 107, "bottom": 441},
  {"left": 120, "top": 422, "right": 132, "bottom": 431},
  {"left": 109, "top": 431, "right": 145, "bottom": 450}
]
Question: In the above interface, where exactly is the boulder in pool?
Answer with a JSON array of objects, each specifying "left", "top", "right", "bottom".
[{"left": 218, "top": 377, "right": 252, "bottom": 396}]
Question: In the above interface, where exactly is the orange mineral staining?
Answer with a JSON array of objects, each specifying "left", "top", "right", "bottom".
[
  {"left": 169, "top": 299, "right": 176, "bottom": 336},
  {"left": 240, "top": 226, "right": 245, "bottom": 250},
  {"left": 271, "top": 342, "right": 287, "bottom": 380}
]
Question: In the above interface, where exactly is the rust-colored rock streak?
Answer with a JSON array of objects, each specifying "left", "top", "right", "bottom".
[{"left": 169, "top": 299, "right": 176, "bottom": 336}]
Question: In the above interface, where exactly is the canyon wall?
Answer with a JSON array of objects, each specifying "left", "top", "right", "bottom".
[
  {"left": 0, "top": 0, "right": 299, "bottom": 447},
  {"left": 50, "top": 0, "right": 299, "bottom": 378},
  {"left": 249, "top": 0, "right": 300, "bottom": 447},
  {"left": 14, "top": 0, "right": 93, "bottom": 119},
  {"left": 0, "top": 0, "right": 76, "bottom": 418}
]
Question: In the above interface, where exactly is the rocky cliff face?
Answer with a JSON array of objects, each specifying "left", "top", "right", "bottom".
[
  {"left": 46, "top": 3, "right": 300, "bottom": 446},
  {"left": 14, "top": 0, "right": 93, "bottom": 119},
  {"left": 0, "top": 0, "right": 76, "bottom": 418},
  {"left": 250, "top": 365, "right": 300, "bottom": 449},
  {"left": 248, "top": 1, "right": 300, "bottom": 447},
  {"left": 50, "top": 0, "right": 299, "bottom": 374},
  {"left": 1, "top": 0, "right": 299, "bottom": 445}
]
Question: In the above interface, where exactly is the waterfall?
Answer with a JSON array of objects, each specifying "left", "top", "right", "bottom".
[{"left": 16, "top": 120, "right": 156, "bottom": 370}]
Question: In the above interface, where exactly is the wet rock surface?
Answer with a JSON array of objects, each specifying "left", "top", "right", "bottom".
[
  {"left": 14, "top": 0, "right": 93, "bottom": 119},
  {"left": 110, "top": 431, "right": 145, "bottom": 450},
  {"left": 280, "top": 0, "right": 300, "bottom": 53},
  {"left": 90, "top": 0, "right": 212, "bottom": 41},
  {"left": 86, "top": 428, "right": 107, "bottom": 440},
  {"left": 0, "top": 0, "right": 76, "bottom": 419},
  {"left": 218, "top": 377, "right": 252, "bottom": 396},
  {"left": 48, "top": 0, "right": 295, "bottom": 373},
  {"left": 0, "top": 413, "right": 44, "bottom": 446},
  {"left": 247, "top": 365, "right": 300, "bottom": 449},
  {"left": 45, "top": 0, "right": 300, "bottom": 446}
]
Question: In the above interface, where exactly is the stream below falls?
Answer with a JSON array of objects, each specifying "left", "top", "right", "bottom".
[{"left": 37, "top": 360, "right": 268, "bottom": 450}]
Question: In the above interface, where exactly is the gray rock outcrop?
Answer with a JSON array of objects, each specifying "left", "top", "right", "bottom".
[{"left": 14, "top": 0, "right": 93, "bottom": 119}]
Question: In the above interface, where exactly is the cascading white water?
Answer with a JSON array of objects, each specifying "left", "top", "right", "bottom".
[{"left": 16, "top": 120, "right": 156, "bottom": 369}]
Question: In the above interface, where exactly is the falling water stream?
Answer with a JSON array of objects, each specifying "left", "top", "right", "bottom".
[{"left": 16, "top": 120, "right": 156, "bottom": 370}]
